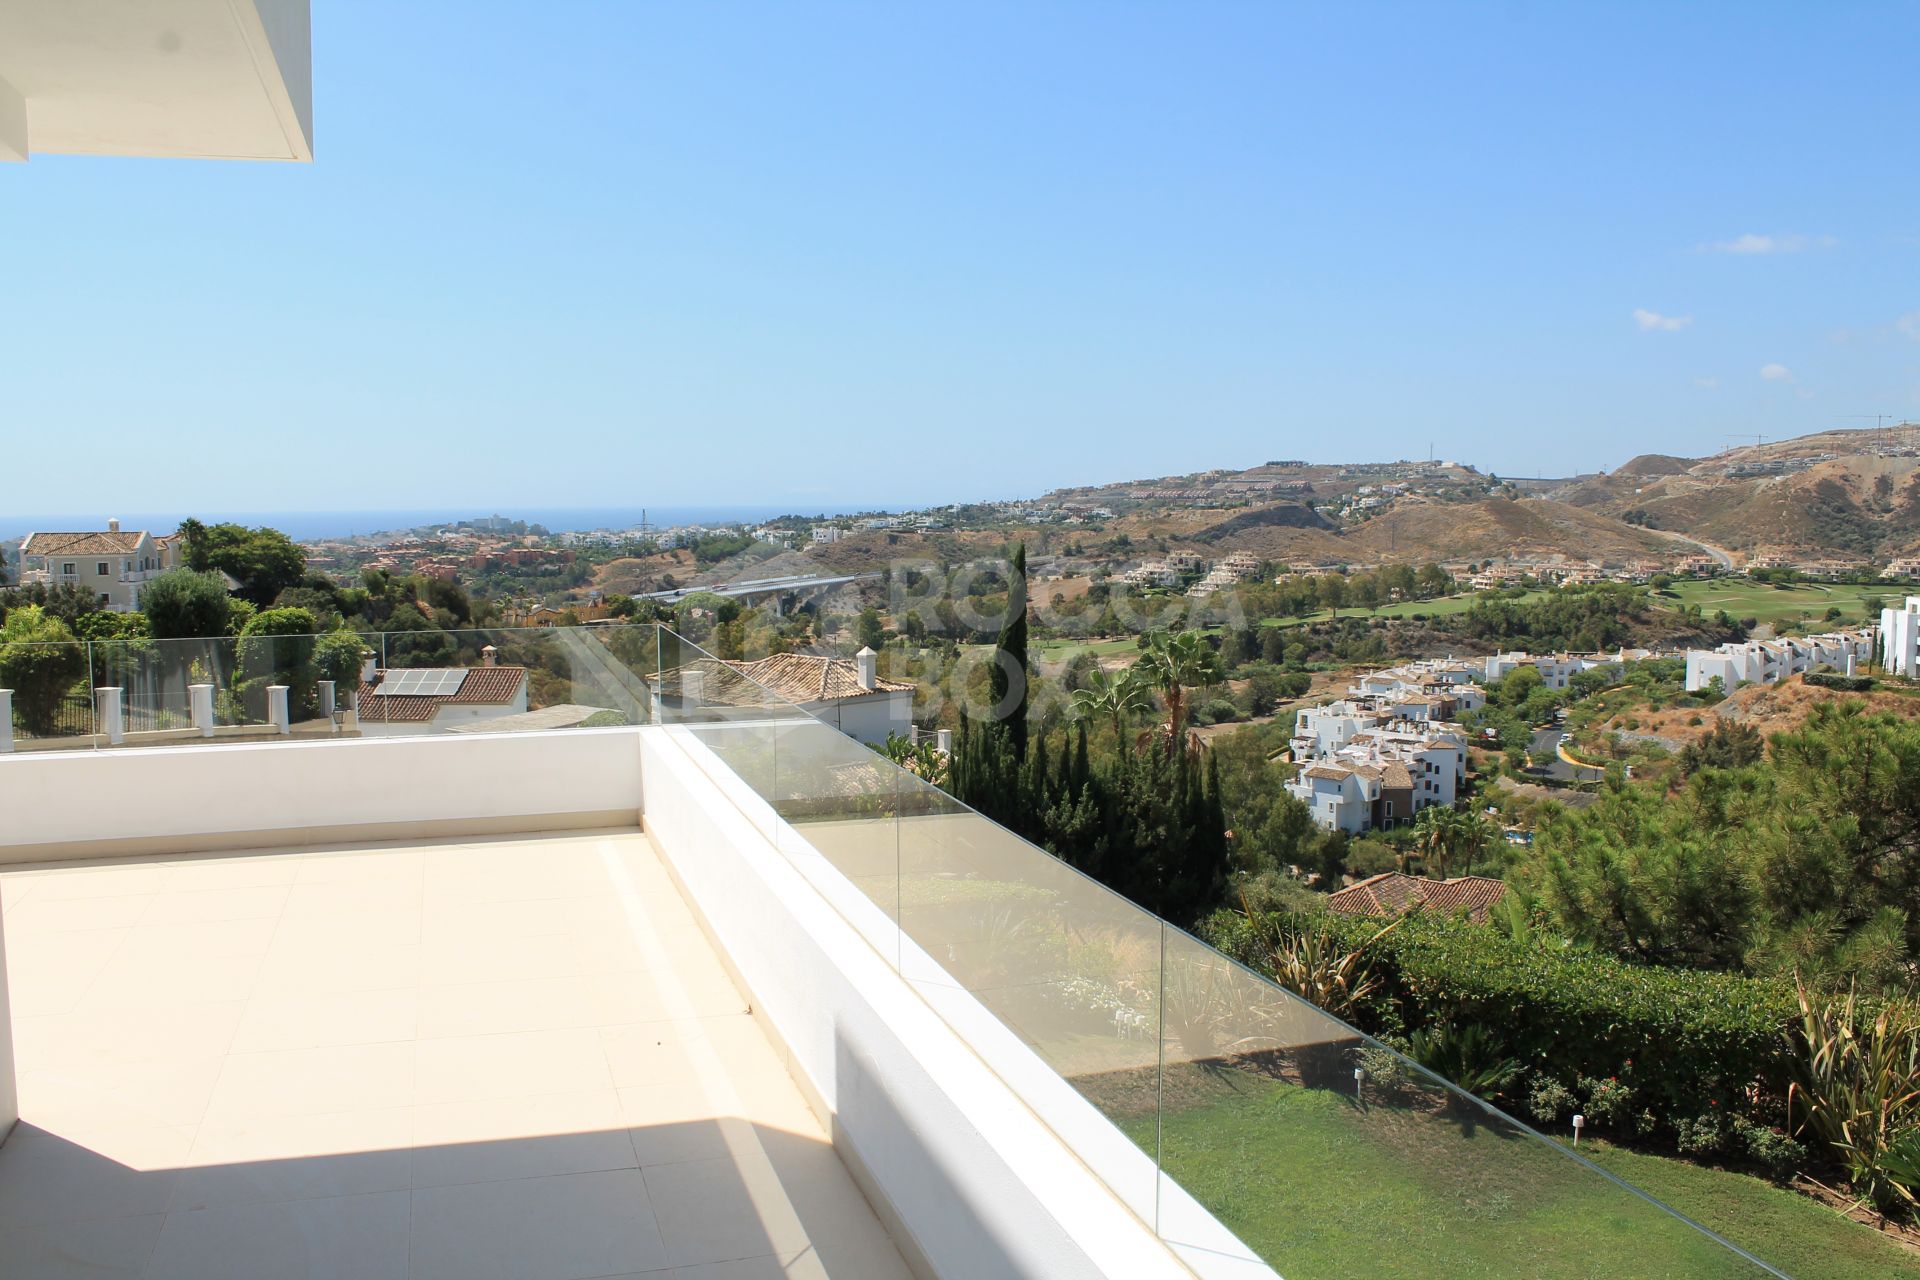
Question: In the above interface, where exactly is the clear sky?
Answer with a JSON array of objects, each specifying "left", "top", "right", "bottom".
[{"left": 5, "top": 2, "right": 1918, "bottom": 516}]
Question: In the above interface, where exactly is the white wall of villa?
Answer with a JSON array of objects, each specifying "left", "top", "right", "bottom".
[{"left": 1881, "top": 598, "right": 1920, "bottom": 679}]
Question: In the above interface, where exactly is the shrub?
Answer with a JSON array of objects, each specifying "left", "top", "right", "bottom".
[
  {"left": 1528, "top": 1075, "right": 1576, "bottom": 1125},
  {"left": 1577, "top": 1074, "right": 1637, "bottom": 1130},
  {"left": 1675, "top": 1111, "right": 1728, "bottom": 1156},
  {"left": 1203, "top": 908, "right": 1793, "bottom": 1132},
  {"left": 0, "top": 606, "right": 88, "bottom": 735},
  {"left": 139, "top": 569, "right": 233, "bottom": 639},
  {"left": 236, "top": 607, "right": 318, "bottom": 720},
  {"left": 313, "top": 630, "right": 367, "bottom": 698},
  {"left": 1805, "top": 671, "right": 1874, "bottom": 692},
  {"left": 1733, "top": 1116, "right": 1807, "bottom": 1180}
]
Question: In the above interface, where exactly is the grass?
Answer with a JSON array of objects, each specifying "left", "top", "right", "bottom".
[
  {"left": 1253, "top": 589, "right": 1553, "bottom": 630},
  {"left": 1583, "top": 1140, "right": 1918, "bottom": 1280},
  {"left": 1024, "top": 577, "right": 1882, "bottom": 662},
  {"left": 1106, "top": 1070, "right": 1913, "bottom": 1280},
  {"left": 1031, "top": 591, "right": 1552, "bottom": 660},
  {"left": 1662, "top": 578, "right": 1889, "bottom": 627}
]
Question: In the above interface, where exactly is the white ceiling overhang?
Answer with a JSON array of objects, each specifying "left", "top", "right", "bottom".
[{"left": 0, "top": 0, "right": 311, "bottom": 162}]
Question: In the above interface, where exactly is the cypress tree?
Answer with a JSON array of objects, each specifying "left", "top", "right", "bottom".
[{"left": 990, "top": 543, "right": 1030, "bottom": 762}]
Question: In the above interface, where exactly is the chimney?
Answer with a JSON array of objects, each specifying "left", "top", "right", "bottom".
[
  {"left": 481, "top": 645, "right": 499, "bottom": 667},
  {"left": 855, "top": 646, "right": 877, "bottom": 692},
  {"left": 107, "top": 517, "right": 120, "bottom": 533}
]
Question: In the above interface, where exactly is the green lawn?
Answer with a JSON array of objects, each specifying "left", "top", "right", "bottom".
[
  {"left": 1253, "top": 589, "right": 1553, "bottom": 630},
  {"left": 1029, "top": 634, "right": 1150, "bottom": 662},
  {"left": 1582, "top": 1140, "right": 1918, "bottom": 1280},
  {"left": 1663, "top": 578, "right": 1890, "bottom": 626},
  {"left": 1112, "top": 1072, "right": 1913, "bottom": 1280}
]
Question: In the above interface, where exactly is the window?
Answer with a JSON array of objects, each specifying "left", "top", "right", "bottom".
[
  {"left": 62, "top": 562, "right": 75, "bottom": 575},
  {"left": 97, "top": 562, "right": 109, "bottom": 576}
]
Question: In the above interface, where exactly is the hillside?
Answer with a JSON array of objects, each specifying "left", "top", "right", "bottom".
[
  {"left": 1557, "top": 428, "right": 1920, "bottom": 561},
  {"left": 578, "top": 426, "right": 1920, "bottom": 605}
]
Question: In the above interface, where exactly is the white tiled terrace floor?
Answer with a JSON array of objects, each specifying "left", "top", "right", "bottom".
[{"left": 0, "top": 829, "right": 911, "bottom": 1280}]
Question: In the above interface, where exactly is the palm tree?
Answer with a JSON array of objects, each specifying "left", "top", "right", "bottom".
[
  {"left": 1412, "top": 806, "right": 1464, "bottom": 879},
  {"left": 1131, "top": 630, "right": 1223, "bottom": 754},
  {"left": 1069, "top": 665, "right": 1152, "bottom": 742},
  {"left": 1412, "top": 806, "right": 1492, "bottom": 880}
]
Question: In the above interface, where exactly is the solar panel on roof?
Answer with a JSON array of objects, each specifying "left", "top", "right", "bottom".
[{"left": 375, "top": 667, "right": 468, "bottom": 696}]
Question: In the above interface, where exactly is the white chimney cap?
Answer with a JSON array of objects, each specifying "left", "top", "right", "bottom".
[
  {"left": 856, "top": 646, "right": 877, "bottom": 657},
  {"left": 107, "top": 517, "right": 120, "bottom": 532}
]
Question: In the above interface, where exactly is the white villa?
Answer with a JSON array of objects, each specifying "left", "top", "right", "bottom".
[
  {"left": 18, "top": 521, "right": 183, "bottom": 612},
  {"left": 1287, "top": 723, "right": 1467, "bottom": 834}
]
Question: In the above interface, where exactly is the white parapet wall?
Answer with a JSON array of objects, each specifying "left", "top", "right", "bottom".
[
  {"left": 638, "top": 724, "right": 1269, "bottom": 1280},
  {"left": 0, "top": 728, "right": 644, "bottom": 863}
]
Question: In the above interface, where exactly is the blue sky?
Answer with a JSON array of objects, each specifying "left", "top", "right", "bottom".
[{"left": 4, "top": 2, "right": 1917, "bottom": 517}]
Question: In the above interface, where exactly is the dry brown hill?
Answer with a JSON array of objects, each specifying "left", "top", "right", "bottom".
[
  {"left": 1146, "top": 495, "right": 1673, "bottom": 565},
  {"left": 1560, "top": 430, "right": 1920, "bottom": 560}
]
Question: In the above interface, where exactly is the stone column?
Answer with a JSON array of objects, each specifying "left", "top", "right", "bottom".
[
  {"left": 96, "top": 686, "right": 124, "bottom": 745},
  {"left": 190, "top": 684, "right": 215, "bottom": 737},
  {"left": 267, "top": 685, "right": 290, "bottom": 735},
  {"left": 318, "top": 680, "right": 337, "bottom": 717}
]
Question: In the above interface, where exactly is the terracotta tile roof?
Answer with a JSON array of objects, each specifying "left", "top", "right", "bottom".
[
  {"left": 731, "top": 653, "right": 913, "bottom": 703},
  {"left": 1327, "top": 872, "right": 1508, "bottom": 924},
  {"left": 357, "top": 666, "right": 526, "bottom": 723},
  {"left": 1301, "top": 765, "right": 1352, "bottom": 781},
  {"left": 648, "top": 658, "right": 788, "bottom": 709},
  {"left": 22, "top": 530, "right": 147, "bottom": 556},
  {"left": 1379, "top": 762, "right": 1414, "bottom": 789}
]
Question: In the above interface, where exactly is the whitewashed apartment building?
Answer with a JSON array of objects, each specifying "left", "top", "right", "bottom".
[
  {"left": 1883, "top": 598, "right": 1920, "bottom": 678},
  {"left": 1683, "top": 628, "right": 1875, "bottom": 692},
  {"left": 1286, "top": 659, "right": 1479, "bottom": 832}
]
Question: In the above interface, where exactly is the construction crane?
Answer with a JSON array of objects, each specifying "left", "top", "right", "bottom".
[{"left": 1842, "top": 413, "right": 1894, "bottom": 451}]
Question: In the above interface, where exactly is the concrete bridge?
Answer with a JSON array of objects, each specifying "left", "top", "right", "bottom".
[{"left": 638, "top": 572, "right": 878, "bottom": 615}]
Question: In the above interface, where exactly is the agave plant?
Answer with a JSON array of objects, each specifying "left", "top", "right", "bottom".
[
  {"left": 1787, "top": 978, "right": 1920, "bottom": 1216},
  {"left": 1240, "top": 905, "right": 1398, "bottom": 1022}
]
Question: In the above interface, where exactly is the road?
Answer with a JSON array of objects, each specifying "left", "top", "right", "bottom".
[
  {"left": 1528, "top": 726, "right": 1606, "bottom": 784},
  {"left": 1654, "top": 531, "right": 1735, "bottom": 570}
]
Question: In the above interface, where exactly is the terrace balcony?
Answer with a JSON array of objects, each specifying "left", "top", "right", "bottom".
[{"left": 0, "top": 625, "right": 1790, "bottom": 1278}]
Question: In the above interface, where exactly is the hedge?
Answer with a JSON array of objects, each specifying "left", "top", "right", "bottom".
[
  {"left": 1804, "top": 671, "right": 1874, "bottom": 692},
  {"left": 1202, "top": 908, "right": 1794, "bottom": 1130}
]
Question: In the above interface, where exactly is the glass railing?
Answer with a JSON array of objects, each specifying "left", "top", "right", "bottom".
[
  {"left": 0, "top": 617, "right": 1792, "bottom": 1273},
  {"left": 648, "top": 624, "right": 1787, "bottom": 1280},
  {"left": 0, "top": 623, "right": 666, "bottom": 751}
]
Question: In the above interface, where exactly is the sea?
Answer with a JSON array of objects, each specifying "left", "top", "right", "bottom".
[{"left": 2, "top": 505, "right": 874, "bottom": 543}]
